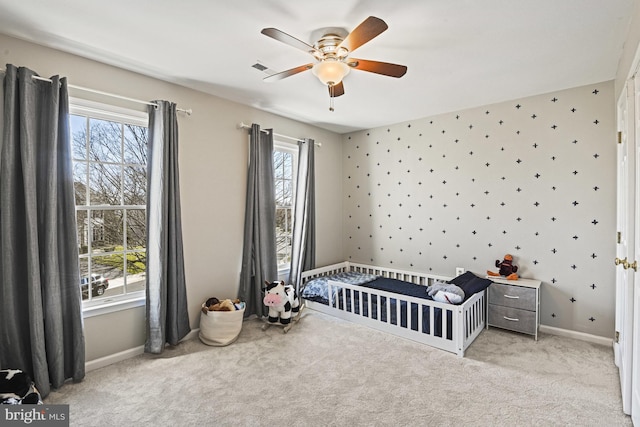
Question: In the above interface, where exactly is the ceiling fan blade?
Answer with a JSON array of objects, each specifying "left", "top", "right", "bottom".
[
  {"left": 329, "top": 81, "right": 345, "bottom": 97},
  {"left": 348, "top": 58, "right": 407, "bottom": 78},
  {"left": 263, "top": 64, "right": 314, "bottom": 82},
  {"left": 261, "top": 28, "right": 322, "bottom": 57},
  {"left": 338, "top": 16, "right": 388, "bottom": 54}
]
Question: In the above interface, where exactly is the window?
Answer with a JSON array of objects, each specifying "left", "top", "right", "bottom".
[
  {"left": 70, "top": 99, "right": 148, "bottom": 307},
  {"left": 274, "top": 143, "right": 297, "bottom": 271}
]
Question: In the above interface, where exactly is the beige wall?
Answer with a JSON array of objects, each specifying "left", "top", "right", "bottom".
[{"left": 0, "top": 34, "right": 344, "bottom": 362}]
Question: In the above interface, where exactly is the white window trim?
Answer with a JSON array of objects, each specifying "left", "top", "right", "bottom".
[
  {"left": 274, "top": 141, "right": 298, "bottom": 276},
  {"left": 69, "top": 97, "right": 148, "bottom": 126},
  {"left": 70, "top": 98, "right": 149, "bottom": 317},
  {"left": 82, "top": 293, "right": 146, "bottom": 318}
]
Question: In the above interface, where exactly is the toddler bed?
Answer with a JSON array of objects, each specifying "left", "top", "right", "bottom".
[{"left": 300, "top": 262, "right": 491, "bottom": 357}]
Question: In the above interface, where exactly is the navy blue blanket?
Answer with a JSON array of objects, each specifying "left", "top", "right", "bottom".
[{"left": 361, "top": 277, "right": 433, "bottom": 299}]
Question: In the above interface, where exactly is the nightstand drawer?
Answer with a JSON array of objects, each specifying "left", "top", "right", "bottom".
[
  {"left": 488, "top": 305, "right": 537, "bottom": 335},
  {"left": 488, "top": 282, "right": 536, "bottom": 311}
]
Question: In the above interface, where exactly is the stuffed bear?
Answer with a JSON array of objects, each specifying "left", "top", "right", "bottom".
[
  {"left": 427, "top": 281, "right": 465, "bottom": 304},
  {"left": 205, "top": 297, "right": 220, "bottom": 307},
  {"left": 210, "top": 299, "right": 235, "bottom": 311},
  {"left": 487, "top": 254, "right": 519, "bottom": 280},
  {"left": 201, "top": 297, "right": 241, "bottom": 313}
]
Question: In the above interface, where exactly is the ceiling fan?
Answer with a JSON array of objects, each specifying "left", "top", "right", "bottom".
[{"left": 261, "top": 16, "right": 407, "bottom": 111}]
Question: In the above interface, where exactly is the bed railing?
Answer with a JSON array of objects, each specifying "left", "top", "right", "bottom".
[
  {"left": 346, "top": 262, "right": 451, "bottom": 286},
  {"left": 301, "top": 261, "right": 486, "bottom": 357},
  {"left": 300, "top": 261, "right": 351, "bottom": 283},
  {"left": 301, "top": 261, "right": 451, "bottom": 287}
]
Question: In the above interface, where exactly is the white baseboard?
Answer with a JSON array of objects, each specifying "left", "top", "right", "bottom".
[
  {"left": 539, "top": 324, "right": 613, "bottom": 347},
  {"left": 183, "top": 328, "right": 200, "bottom": 341},
  {"left": 85, "top": 325, "right": 610, "bottom": 372},
  {"left": 85, "top": 345, "right": 144, "bottom": 372},
  {"left": 85, "top": 328, "right": 200, "bottom": 372}
]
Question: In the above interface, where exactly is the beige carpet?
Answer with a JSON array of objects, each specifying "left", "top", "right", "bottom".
[{"left": 46, "top": 309, "right": 631, "bottom": 426}]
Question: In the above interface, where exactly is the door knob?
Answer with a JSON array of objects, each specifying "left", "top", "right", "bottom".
[
  {"left": 629, "top": 260, "right": 638, "bottom": 272},
  {"left": 615, "top": 257, "right": 628, "bottom": 266}
]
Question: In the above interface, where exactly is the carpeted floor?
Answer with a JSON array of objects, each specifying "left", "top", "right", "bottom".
[{"left": 46, "top": 309, "right": 631, "bottom": 426}]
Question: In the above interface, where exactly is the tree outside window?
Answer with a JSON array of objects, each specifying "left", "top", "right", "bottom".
[
  {"left": 274, "top": 144, "right": 297, "bottom": 271},
  {"left": 70, "top": 102, "right": 148, "bottom": 302}
]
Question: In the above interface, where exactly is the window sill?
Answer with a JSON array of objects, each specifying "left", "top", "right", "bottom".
[
  {"left": 277, "top": 267, "right": 290, "bottom": 282},
  {"left": 82, "top": 293, "right": 146, "bottom": 318}
]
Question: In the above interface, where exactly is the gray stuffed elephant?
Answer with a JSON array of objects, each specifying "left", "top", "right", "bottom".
[{"left": 427, "top": 281, "right": 465, "bottom": 304}]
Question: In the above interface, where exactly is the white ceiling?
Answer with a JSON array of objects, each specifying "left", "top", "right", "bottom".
[{"left": 0, "top": 0, "right": 634, "bottom": 134}]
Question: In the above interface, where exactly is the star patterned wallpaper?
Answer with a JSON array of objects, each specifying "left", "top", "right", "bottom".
[{"left": 342, "top": 81, "right": 616, "bottom": 338}]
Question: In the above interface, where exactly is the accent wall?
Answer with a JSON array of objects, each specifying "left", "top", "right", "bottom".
[{"left": 342, "top": 81, "right": 615, "bottom": 338}]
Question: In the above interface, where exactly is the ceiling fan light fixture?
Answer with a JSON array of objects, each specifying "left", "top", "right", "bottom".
[{"left": 312, "top": 59, "right": 350, "bottom": 86}]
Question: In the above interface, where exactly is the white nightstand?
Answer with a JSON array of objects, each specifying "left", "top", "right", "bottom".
[{"left": 486, "top": 277, "right": 542, "bottom": 340}]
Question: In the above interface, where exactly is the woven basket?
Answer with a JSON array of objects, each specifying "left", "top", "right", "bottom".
[{"left": 198, "top": 302, "right": 245, "bottom": 346}]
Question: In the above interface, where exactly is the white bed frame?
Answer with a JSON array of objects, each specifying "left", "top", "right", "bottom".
[{"left": 301, "top": 262, "right": 486, "bottom": 357}]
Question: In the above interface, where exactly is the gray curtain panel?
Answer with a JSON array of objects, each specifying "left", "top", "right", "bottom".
[
  {"left": 238, "top": 124, "right": 277, "bottom": 318},
  {"left": 145, "top": 100, "right": 190, "bottom": 354},
  {"left": 0, "top": 64, "right": 85, "bottom": 397},
  {"left": 289, "top": 138, "right": 316, "bottom": 292}
]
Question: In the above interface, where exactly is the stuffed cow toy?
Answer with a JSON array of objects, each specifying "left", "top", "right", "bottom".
[
  {"left": 263, "top": 281, "right": 300, "bottom": 325},
  {"left": 0, "top": 369, "right": 42, "bottom": 405}
]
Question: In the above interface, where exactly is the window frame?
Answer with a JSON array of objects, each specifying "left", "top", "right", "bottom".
[
  {"left": 273, "top": 141, "right": 298, "bottom": 275},
  {"left": 69, "top": 98, "right": 149, "bottom": 317}
]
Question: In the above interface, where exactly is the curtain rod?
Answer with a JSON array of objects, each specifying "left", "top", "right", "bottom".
[
  {"left": 0, "top": 68, "right": 192, "bottom": 115},
  {"left": 237, "top": 122, "right": 321, "bottom": 147},
  {"left": 68, "top": 82, "right": 192, "bottom": 115},
  {"left": 50, "top": 77, "right": 192, "bottom": 115}
]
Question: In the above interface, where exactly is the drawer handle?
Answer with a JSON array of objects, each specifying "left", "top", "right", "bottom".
[
  {"left": 503, "top": 316, "right": 519, "bottom": 322},
  {"left": 504, "top": 294, "right": 519, "bottom": 299}
]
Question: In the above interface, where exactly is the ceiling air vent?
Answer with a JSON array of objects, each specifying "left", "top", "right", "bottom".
[{"left": 252, "top": 62, "right": 268, "bottom": 72}]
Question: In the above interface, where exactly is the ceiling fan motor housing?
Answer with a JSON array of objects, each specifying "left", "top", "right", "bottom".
[{"left": 314, "top": 33, "right": 349, "bottom": 60}]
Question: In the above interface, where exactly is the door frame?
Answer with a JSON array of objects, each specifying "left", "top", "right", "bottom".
[
  {"left": 630, "top": 66, "right": 640, "bottom": 424},
  {"left": 615, "top": 81, "right": 634, "bottom": 415}
]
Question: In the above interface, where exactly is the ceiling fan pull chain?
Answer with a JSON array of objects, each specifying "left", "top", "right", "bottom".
[{"left": 329, "top": 84, "right": 335, "bottom": 112}]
